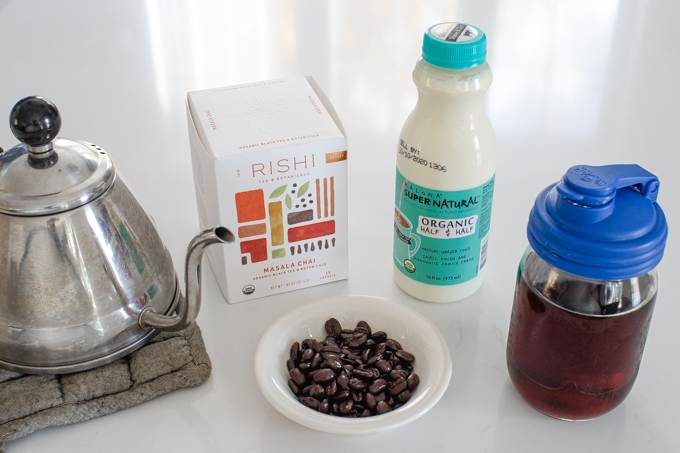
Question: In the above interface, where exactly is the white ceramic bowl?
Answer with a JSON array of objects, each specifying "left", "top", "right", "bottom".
[{"left": 254, "top": 295, "right": 452, "bottom": 435}]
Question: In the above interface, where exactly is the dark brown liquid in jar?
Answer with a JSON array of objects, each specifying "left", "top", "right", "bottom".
[{"left": 506, "top": 274, "right": 655, "bottom": 420}]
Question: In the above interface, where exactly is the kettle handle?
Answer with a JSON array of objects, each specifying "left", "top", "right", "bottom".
[{"left": 139, "top": 226, "right": 234, "bottom": 332}]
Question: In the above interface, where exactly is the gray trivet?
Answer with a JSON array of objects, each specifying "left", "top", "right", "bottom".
[{"left": 0, "top": 323, "right": 211, "bottom": 452}]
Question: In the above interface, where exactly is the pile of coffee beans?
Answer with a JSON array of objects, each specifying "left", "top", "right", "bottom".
[{"left": 287, "top": 318, "right": 420, "bottom": 417}]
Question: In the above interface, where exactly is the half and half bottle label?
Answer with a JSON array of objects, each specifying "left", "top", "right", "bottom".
[{"left": 393, "top": 168, "right": 495, "bottom": 285}]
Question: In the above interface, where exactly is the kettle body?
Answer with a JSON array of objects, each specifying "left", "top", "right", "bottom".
[{"left": 0, "top": 171, "right": 177, "bottom": 371}]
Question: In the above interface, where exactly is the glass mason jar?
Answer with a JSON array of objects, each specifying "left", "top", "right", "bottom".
[
  {"left": 507, "top": 246, "right": 657, "bottom": 420},
  {"left": 507, "top": 164, "right": 667, "bottom": 420}
]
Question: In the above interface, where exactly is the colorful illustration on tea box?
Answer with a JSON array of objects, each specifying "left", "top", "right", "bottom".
[
  {"left": 235, "top": 189, "right": 265, "bottom": 222},
  {"left": 288, "top": 220, "right": 335, "bottom": 242},
  {"left": 268, "top": 201, "right": 284, "bottom": 246},
  {"left": 287, "top": 210, "right": 313, "bottom": 225},
  {"left": 238, "top": 223, "right": 266, "bottom": 238},
  {"left": 234, "top": 177, "right": 338, "bottom": 264},
  {"left": 240, "top": 238, "right": 267, "bottom": 264}
]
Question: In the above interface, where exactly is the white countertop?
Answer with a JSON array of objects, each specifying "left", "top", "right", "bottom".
[{"left": 1, "top": 1, "right": 678, "bottom": 451}]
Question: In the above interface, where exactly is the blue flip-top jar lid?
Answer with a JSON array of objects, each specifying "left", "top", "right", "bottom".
[
  {"left": 528, "top": 164, "right": 668, "bottom": 280},
  {"left": 422, "top": 22, "right": 487, "bottom": 69}
]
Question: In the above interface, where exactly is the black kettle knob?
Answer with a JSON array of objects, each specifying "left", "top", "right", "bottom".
[{"left": 9, "top": 96, "right": 62, "bottom": 147}]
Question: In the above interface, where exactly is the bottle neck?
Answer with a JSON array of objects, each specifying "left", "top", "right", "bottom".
[{"left": 412, "top": 58, "right": 492, "bottom": 99}]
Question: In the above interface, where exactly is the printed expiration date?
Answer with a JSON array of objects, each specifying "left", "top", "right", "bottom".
[{"left": 398, "top": 144, "right": 447, "bottom": 173}]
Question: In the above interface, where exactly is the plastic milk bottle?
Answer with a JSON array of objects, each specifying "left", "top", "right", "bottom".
[{"left": 393, "top": 22, "right": 496, "bottom": 302}]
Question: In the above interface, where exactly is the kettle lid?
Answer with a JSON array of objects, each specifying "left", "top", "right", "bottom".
[{"left": 0, "top": 96, "right": 115, "bottom": 216}]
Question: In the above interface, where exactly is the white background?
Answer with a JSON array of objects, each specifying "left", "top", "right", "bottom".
[{"left": 0, "top": 1, "right": 678, "bottom": 451}]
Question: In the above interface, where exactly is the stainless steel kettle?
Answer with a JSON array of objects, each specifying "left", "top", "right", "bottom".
[{"left": 0, "top": 96, "right": 234, "bottom": 374}]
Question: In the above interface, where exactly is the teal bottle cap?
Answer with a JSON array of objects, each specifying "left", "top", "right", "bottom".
[{"left": 422, "top": 22, "right": 487, "bottom": 69}]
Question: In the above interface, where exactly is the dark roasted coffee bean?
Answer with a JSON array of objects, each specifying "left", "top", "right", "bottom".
[
  {"left": 314, "top": 368, "right": 335, "bottom": 384},
  {"left": 374, "top": 343, "right": 387, "bottom": 356},
  {"left": 322, "top": 344, "right": 342, "bottom": 353},
  {"left": 343, "top": 364, "right": 354, "bottom": 373},
  {"left": 323, "top": 337, "right": 337, "bottom": 346},
  {"left": 351, "top": 390, "right": 363, "bottom": 403},
  {"left": 368, "top": 378, "right": 387, "bottom": 394},
  {"left": 397, "top": 389, "right": 411, "bottom": 403},
  {"left": 376, "top": 360, "right": 392, "bottom": 374},
  {"left": 357, "top": 321, "right": 372, "bottom": 335},
  {"left": 370, "top": 368, "right": 381, "bottom": 379},
  {"left": 367, "top": 353, "right": 382, "bottom": 366},
  {"left": 302, "top": 338, "right": 314, "bottom": 350},
  {"left": 325, "top": 318, "right": 342, "bottom": 336},
  {"left": 290, "top": 368, "right": 306, "bottom": 386},
  {"left": 395, "top": 350, "right": 415, "bottom": 363},
  {"left": 307, "top": 369, "right": 319, "bottom": 379},
  {"left": 375, "top": 392, "right": 386, "bottom": 402},
  {"left": 365, "top": 339, "right": 376, "bottom": 347},
  {"left": 407, "top": 373, "right": 420, "bottom": 390},
  {"left": 288, "top": 379, "right": 300, "bottom": 396},
  {"left": 385, "top": 339, "right": 402, "bottom": 351},
  {"left": 390, "top": 355, "right": 401, "bottom": 367},
  {"left": 312, "top": 339, "right": 324, "bottom": 352},
  {"left": 361, "top": 348, "right": 370, "bottom": 362},
  {"left": 336, "top": 370, "right": 349, "bottom": 389},
  {"left": 290, "top": 341, "right": 300, "bottom": 361},
  {"left": 388, "top": 397, "right": 395, "bottom": 406},
  {"left": 339, "top": 400, "right": 354, "bottom": 414},
  {"left": 394, "top": 364, "right": 403, "bottom": 371},
  {"left": 312, "top": 353, "right": 322, "bottom": 368},
  {"left": 361, "top": 409, "right": 372, "bottom": 417},
  {"left": 325, "top": 356, "right": 344, "bottom": 372},
  {"left": 353, "top": 368, "right": 373, "bottom": 380},
  {"left": 302, "top": 348, "right": 314, "bottom": 361},
  {"left": 299, "top": 396, "right": 319, "bottom": 410},
  {"left": 349, "top": 379, "right": 368, "bottom": 391},
  {"left": 355, "top": 326, "right": 369, "bottom": 335},
  {"left": 371, "top": 331, "right": 388, "bottom": 343},
  {"left": 365, "top": 392, "right": 377, "bottom": 409},
  {"left": 332, "top": 402, "right": 339, "bottom": 413},
  {"left": 309, "top": 384, "right": 325, "bottom": 399},
  {"left": 347, "top": 333, "right": 367, "bottom": 348},
  {"left": 347, "top": 353, "right": 362, "bottom": 362},
  {"left": 302, "top": 384, "right": 313, "bottom": 395},
  {"left": 325, "top": 380, "right": 338, "bottom": 397},
  {"left": 334, "top": 389, "right": 350, "bottom": 401},
  {"left": 286, "top": 359, "right": 296, "bottom": 371},
  {"left": 299, "top": 362, "right": 312, "bottom": 372},
  {"left": 390, "top": 377, "right": 408, "bottom": 395},
  {"left": 318, "top": 399, "right": 330, "bottom": 414},
  {"left": 376, "top": 401, "right": 391, "bottom": 414},
  {"left": 390, "top": 369, "right": 408, "bottom": 380}
]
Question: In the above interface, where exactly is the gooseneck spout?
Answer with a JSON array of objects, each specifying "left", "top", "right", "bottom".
[{"left": 139, "top": 226, "right": 234, "bottom": 331}]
